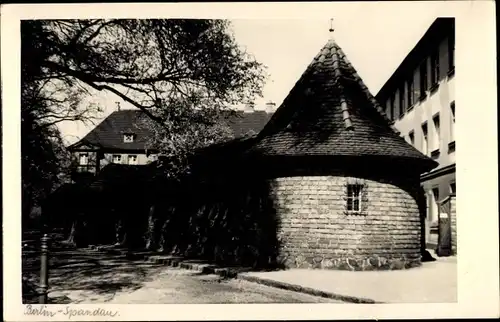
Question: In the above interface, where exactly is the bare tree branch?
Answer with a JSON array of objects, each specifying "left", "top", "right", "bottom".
[{"left": 87, "top": 82, "right": 163, "bottom": 122}]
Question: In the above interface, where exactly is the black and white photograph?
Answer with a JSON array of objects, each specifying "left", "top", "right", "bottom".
[{"left": 2, "top": 1, "right": 498, "bottom": 320}]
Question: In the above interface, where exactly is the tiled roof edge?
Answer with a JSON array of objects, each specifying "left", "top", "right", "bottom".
[{"left": 331, "top": 50, "right": 354, "bottom": 130}]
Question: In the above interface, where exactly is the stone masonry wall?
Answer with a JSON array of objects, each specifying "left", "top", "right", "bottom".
[{"left": 270, "top": 175, "right": 422, "bottom": 270}]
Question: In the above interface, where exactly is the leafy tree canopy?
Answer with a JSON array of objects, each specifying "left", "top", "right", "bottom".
[{"left": 22, "top": 19, "right": 267, "bottom": 180}]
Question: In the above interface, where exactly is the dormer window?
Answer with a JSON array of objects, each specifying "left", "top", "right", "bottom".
[{"left": 123, "top": 133, "right": 135, "bottom": 143}]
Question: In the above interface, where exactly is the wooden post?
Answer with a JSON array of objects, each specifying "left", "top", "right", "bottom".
[{"left": 38, "top": 234, "right": 50, "bottom": 304}]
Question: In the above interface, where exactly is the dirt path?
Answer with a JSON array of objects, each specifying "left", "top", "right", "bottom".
[{"left": 23, "top": 249, "right": 340, "bottom": 304}]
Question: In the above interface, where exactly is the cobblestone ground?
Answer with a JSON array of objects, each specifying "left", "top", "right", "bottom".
[{"left": 23, "top": 249, "right": 340, "bottom": 304}]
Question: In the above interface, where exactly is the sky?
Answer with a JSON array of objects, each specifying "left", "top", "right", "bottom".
[{"left": 56, "top": 10, "right": 438, "bottom": 146}]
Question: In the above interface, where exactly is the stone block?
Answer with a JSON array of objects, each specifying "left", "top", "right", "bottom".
[
  {"left": 321, "top": 258, "right": 334, "bottom": 269},
  {"left": 390, "top": 259, "right": 405, "bottom": 270},
  {"left": 361, "top": 259, "right": 376, "bottom": 271}
]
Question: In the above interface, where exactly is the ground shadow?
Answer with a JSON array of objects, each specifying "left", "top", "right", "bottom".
[{"left": 22, "top": 248, "right": 161, "bottom": 304}]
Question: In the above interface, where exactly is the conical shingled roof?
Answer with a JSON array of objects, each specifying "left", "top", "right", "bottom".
[{"left": 250, "top": 38, "right": 437, "bottom": 170}]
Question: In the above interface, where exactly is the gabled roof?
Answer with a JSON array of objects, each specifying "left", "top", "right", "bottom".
[
  {"left": 69, "top": 109, "right": 273, "bottom": 152},
  {"left": 225, "top": 110, "right": 273, "bottom": 138},
  {"left": 249, "top": 37, "right": 438, "bottom": 170},
  {"left": 68, "top": 110, "right": 153, "bottom": 151}
]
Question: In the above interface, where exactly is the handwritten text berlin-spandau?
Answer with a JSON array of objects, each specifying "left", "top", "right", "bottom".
[{"left": 24, "top": 305, "right": 119, "bottom": 319}]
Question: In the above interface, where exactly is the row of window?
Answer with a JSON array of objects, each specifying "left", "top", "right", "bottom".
[
  {"left": 78, "top": 153, "right": 158, "bottom": 165},
  {"left": 404, "top": 101, "right": 455, "bottom": 156},
  {"left": 112, "top": 154, "right": 138, "bottom": 165},
  {"left": 111, "top": 154, "right": 159, "bottom": 164},
  {"left": 386, "top": 35, "right": 455, "bottom": 121}
]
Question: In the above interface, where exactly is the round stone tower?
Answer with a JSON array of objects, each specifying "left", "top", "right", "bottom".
[{"left": 246, "top": 38, "right": 438, "bottom": 270}]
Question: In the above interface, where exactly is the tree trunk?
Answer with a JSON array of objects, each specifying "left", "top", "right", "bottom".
[
  {"left": 157, "top": 215, "right": 169, "bottom": 253},
  {"left": 119, "top": 232, "right": 127, "bottom": 246},
  {"left": 145, "top": 206, "right": 156, "bottom": 250},
  {"left": 116, "top": 220, "right": 128, "bottom": 247},
  {"left": 65, "top": 220, "right": 77, "bottom": 245},
  {"left": 158, "top": 205, "right": 179, "bottom": 254},
  {"left": 65, "top": 217, "right": 88, "bottom": 248},
  {"left": 114, "top": 219, "right": 123, "bottom": 246}
]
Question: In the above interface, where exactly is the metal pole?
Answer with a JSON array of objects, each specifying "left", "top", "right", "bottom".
[{"left": 38, "top": 234, "right": 50, "bottom": 304}]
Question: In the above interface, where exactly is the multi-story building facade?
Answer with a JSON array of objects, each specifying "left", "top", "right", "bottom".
[{"left": 376, "top": 18, "right": 455, "bottom": 247}]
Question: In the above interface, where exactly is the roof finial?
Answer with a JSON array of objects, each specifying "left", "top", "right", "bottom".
[{"left": 329, "top": 18, "right": 335, "bottom": 34}]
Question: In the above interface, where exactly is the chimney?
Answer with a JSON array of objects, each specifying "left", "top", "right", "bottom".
[
  {"left": 244, "top": 101, "right": 255, "bottom": 113},
  {"left": 265, "top": 101, "right": 277, "bottom": 113},
  {"left": 115, "top": 102, "right": 121, "bottom": 111}
]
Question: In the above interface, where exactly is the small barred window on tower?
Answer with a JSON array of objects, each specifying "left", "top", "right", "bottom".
[{"left": 346, "top": 184, "right": 363, "bottom": 212}]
